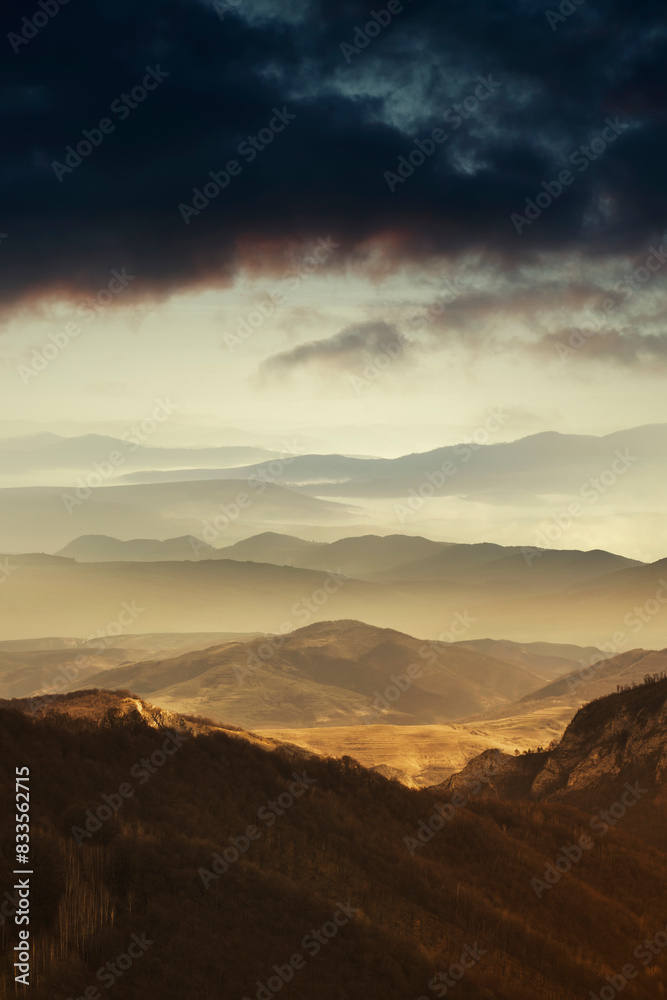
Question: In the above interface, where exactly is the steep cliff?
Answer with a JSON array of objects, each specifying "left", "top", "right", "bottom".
[{"left": 436, "top": 676, "right": 667, "bottom": 846}]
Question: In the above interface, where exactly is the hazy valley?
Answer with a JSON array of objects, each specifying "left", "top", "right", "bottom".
[{"left": 2, "top": 432, "right": 666, "bottom": 1000}]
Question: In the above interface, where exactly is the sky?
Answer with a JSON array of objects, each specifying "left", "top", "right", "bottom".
[{"left": 1, "top": 0, "right": 666, "bottom": 457}]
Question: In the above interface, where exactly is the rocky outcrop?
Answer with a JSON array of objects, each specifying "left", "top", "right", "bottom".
[
  {"left": 435, "top": 747, "right": 546, "bottom": 799},
  {"left": 529, "top": 676, "right": 667, "bottom": 800},
  {"left": 435, "top": 676, "right": 667, "bottom": 808}
]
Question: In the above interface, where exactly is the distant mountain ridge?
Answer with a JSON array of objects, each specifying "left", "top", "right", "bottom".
[
  {"left": 0, "top": 479, "right": 356, "bottom": 552},
  {"left": 112, "top": 423, "right": 667, "bottom": 499},
  {"left": 3, "top": 424, "right": 666, "bottom": 504},
  {"left": 2, "top": 423, "right": 665, "bottom": 562},
  {"left": 0, "top": 631, "right": 258, "bottom": 699},
  {"left": 516, "top": 647, "right": 667, "bottom": 708},
  {"left": 0, "top": 432, "right": 281, "bottom": 476},
  {"left": 56, "top": 531, "right": 643, "bottom": 591},
  {"left": 69, "top": 619, "right": 591, "bottom": 729},
  {"left": 57, "top": 534, "right": 217, "bottom": 561},
  {"left": 2, "top": 545, "right": 667, "bottom": 645}
]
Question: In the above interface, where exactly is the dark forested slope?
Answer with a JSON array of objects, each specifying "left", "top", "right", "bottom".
[{"left": 0, "top": 696, "right": 666, "bottom": 999}]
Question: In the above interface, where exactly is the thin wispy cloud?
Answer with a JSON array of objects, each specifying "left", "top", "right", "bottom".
[{"left": 261, "top": 321, "right": 407, "bottom": 375}]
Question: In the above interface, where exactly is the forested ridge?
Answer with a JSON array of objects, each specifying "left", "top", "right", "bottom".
[{"left": 1, "top": 698, "right": 666, "bottom": 999}]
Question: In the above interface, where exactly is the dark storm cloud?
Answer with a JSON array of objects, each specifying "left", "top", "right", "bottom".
[
  {"left": 262, "top": 320, "right": 404, "bottom": 371},
  {"left": 1, "top": 0, "right": 667, "bottom": 307}
]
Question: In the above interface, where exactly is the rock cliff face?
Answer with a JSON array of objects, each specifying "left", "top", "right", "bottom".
[
  {"left": 436, "top": 747, "right": 545, "bottom": 800},
  {"left": 436, "top": 676, "right": 667, "bottom": 813},
  {"left": 529, "top": 675, "right": 667, "bottom": 802}
]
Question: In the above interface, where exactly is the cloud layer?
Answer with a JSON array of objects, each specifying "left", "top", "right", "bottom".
[
  {"left": 262, "top": 320, "right": 405, "bottom": 373},
  {"left": 2, "top": 0, "right": 667, "bottom": 312}
]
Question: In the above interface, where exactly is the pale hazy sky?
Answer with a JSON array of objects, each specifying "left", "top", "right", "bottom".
[{"left": 2, "top": 248, "right": 666, "bottom": 457}]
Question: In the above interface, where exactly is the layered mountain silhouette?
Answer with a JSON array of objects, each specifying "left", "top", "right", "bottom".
[
  {"left": 519, "top": 647, "right": 667, "bottom": 707},
  {"left": 2, "top": 544, "right": 666, "bottom": 645},
  {"left": 2, "top": 424, "right": 666, "bottom": 561},
  {"left": 0, "top": 432, "right": 281, "bottom": 483},
  {"left": 56, "top": 531, "right": 642, "bottom": 591},
  {"left": 11, "top": 423, "right": 661, "bottom": 501},
  {"left": 57, "top": 534, "right": 218, "bottom": 561},
  {"left": 0, "top": 631, "right": 254, "bottom": 699},
  {"left": 214, "top": 531, "right": 446, "bottom": 576},
  {"left": 0, "top": 631, "right": 250, "bottom": 655},
  {"left": 451, "top": 637, "right": 608, "bottom": 678},
  {"left": 65, "top": 620, "right": 591, "bottom": 729},
  {"left": 115, "top": 423, "right": 667, "bottom": 498},
  {"left": 0, "top": 481, "right": 356, "bottom": 552}
]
